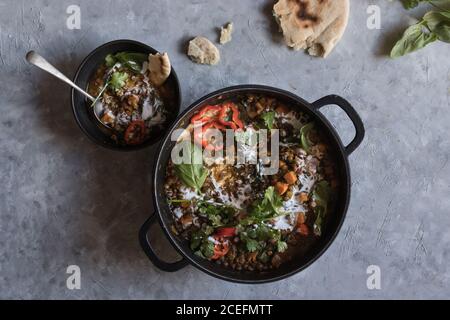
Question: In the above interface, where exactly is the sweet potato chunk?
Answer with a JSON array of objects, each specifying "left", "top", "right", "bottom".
[
  {"left": 284, "top": 171, "right": 298, "bottom": 185},
  {"left": 299, "top": 192, "right": 309, "bottom": 203},
  {"left": 275, "top": 182, "right": 289, "bottom": 195}
]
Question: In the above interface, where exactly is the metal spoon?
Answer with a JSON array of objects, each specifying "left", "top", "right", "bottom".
[{"left": 26, "top": 51, "right": 109, "bottom": 129}]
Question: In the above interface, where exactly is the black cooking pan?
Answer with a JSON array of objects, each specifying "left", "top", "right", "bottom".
[{"left": 139, "top": 85, "right": 365, "bottom": 283}]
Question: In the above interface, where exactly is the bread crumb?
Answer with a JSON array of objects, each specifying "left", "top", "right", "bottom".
[{"left": 220, "top": 22, "right": 234, "bottom": 45}]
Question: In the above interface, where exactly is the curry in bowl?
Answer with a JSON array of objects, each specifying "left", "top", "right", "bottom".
[
  {"left": 87, "top": 51, "right": 175, "bottom": 146},
  {"left": 164, "top": 93, "right": 339, "bottom": 272}
]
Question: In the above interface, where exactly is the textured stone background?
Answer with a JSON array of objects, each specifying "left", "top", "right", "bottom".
[{"left": 0, "top": 0, "right": 449, "bottom": 299}]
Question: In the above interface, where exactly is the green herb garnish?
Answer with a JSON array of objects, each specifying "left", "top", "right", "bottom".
[
  {"left": 312, "top": 181, "right": 332, "bottom": 237},
  {"left": 391, "top": 1, "right": 450, "bottom": 58},
  {"left": 261, "top": 111, "right": 276, "bottom": 130},
  {"left": 105, "top": 52, "right": 148, "bottom": 73},
  {"left": 109, "top": 71, "right": 129, "bottom": 91},
  {"left": 174, "top": 143, "right": 209, "bottom": 194},
  {"left": 300, "top": 122, "right": 315, "bottom": 153},
  {"left": 402, "top": 0, "right": 433, "bottom": 9}
]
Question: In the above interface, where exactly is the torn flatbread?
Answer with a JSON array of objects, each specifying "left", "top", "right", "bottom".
[
  {"left": 188, "top": 37, "right": 221, "bottom": 65},
  {"left": 273, "top": 0, "right": 349, "bottom": 58},
  {"left": 148, "top": 52, "right": 171, "bottom": 86}
]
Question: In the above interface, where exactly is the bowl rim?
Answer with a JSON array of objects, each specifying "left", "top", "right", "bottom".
[
  {"left": 70, "top": 39, "right": 182, "bottom": 152},
  {"left": 152, "top": 84, "right": 352, "bottom": 284}
]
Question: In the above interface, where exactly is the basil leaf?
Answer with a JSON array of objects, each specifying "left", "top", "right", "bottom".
[
  {"left": 424, "top": 11, "right": 450, "bottom": 43},
  {"left": 313, "top": 181, "right": 332, "bottom": 237},
  {"left": 401, "top": 0, "right": 433, "bottom": 9},
  {"left": 261, "top": 111, "right": 276, "bottom": 130},
  {"left": 300, "top": 122, "right": 315, "bottom": 153},
  {"left": 174, "top": 143, "right": 208, "bottom": 193},
  {"left": 390, "top": 21, "right": 438, "bottom": 58},
  {"left": 114, "top": 52, "right": 148, "bottom": 73}
]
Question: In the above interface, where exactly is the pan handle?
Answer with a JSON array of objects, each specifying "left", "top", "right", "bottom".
[
  {"left": 312, "top": 95, "right": 365, "bottom": 155},
  {"left": 139, "top": 213, "right": 188, "bottom": 272}
]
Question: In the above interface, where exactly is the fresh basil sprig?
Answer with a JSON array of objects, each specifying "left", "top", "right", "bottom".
[
  {"left": 401, "top": 0, "right": 434, "bottom": 9},
  {"left": 174, "top": 143, "right": 209, "bottom": 194},
  {"left": 105, "top": 52, "right": 148, "bottom": 73},
  {"left": 390, "top": 21, "right": 438, "bottom": 58},
  {"left": 392, "top": 1, "right": 450, "bottom": 58},
  {"left": 300, "top": 122, "right": 315, "bottom": 153}
]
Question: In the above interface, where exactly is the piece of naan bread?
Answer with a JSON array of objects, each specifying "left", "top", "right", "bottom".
[
  {"left": 148, "top": 52, "right": 171, "bottom": 86},
  {"left": 188, "top": 37, "right": 221, "bottom": 65},
  {"left": 273, "top": 0, "right": 349, "bottom": 58}
]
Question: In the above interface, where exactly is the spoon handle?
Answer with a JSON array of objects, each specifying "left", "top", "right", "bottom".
[{"left": 26, "top": 51, "right": 95, "bottom": 102}]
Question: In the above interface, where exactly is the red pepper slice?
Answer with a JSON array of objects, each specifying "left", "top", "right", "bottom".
[
  {"left": 211, "top": 237, "right": 230, "bottom": 260},
  {"left": 215, "top": 227, "right": 237, "bottom": 238},
  {"left": 218, "top": 102, "right": 244, "bottom": 130},
  {"left": 124, "top": 120, "right": 146, "bottom": 145},
  {"left": 191, "top": 105, "right": 222, "bottom": 125},
  {"left": 193, "top": 121, "right": 226, "bottom": 151}
]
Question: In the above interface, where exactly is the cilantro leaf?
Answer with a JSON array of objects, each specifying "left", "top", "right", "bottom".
[
  {"left": 277, "top": 241, "right": 288, "bottom": 253},
  {"left": 201, "top": 240, "right": 215, "bottom": 258},
  {"left": 244, "top": 237, "right": 260, "bottom": 252},
  {"left": 110, "top": 71, "right": 129, "bottom": 91},
  {"left": 261, "top": 111, "right": 276, "bottom": 130}
]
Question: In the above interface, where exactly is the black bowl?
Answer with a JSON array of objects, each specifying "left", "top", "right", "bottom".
[
  {"left": 140, "top": 85, "right": 365, "bottom": 283},
  {"left": 71, "top": 39, "right": 182, "bottom": 151}
]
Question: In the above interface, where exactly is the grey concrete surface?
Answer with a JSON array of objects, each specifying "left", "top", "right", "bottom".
[{"left": 0, "top": 0, "right": 449, "bottom": 300}]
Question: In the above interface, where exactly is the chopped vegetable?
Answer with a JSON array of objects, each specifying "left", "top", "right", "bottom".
[
  {"left": 297, "top": 224, "right": 309, "bottom": 236},
  {"left": 110, "top": 71, "right": 129, "bottom": 91},
  {"left": 215, "top": 227, "right": 237, "bottom": 238},
  {"left": 283, "top": 171, "right": 298, "bottom": 185},
  {"left": 299, "top": 192, "right": 309, "bottom": 203},
  {"left": 124, "top": 120, "right": 146, "bottom": 145},
  {"left": 218, "top": 102, "right": 244, "bottom": 130},
  {"left": 194, "top": 121, "right": 227, "bottom": 151},
  {"left": 191, "top": 105, "right": 222, "bottom": 125},
  {"left": 211, "top": 237, "right": 230, "bottom": 260},
  {"left": 275, "top": 182, "right": 289, "bottom": 195},
  {"left": 261, "top": 111, "right": 276, "bottom": 130}
]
